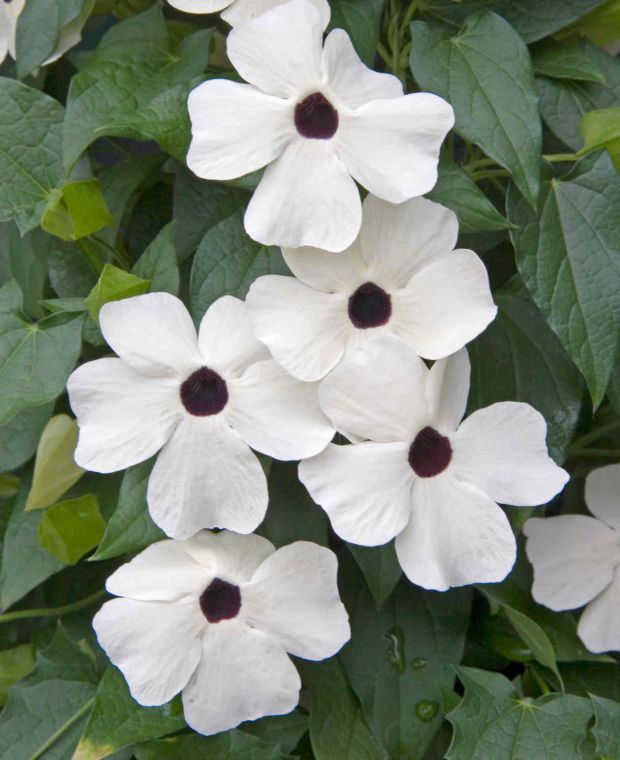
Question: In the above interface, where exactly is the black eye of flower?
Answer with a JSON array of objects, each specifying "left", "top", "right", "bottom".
[
  {"left": 408, "top": 426, "right": 452, "bottom": 478},
  {"left": 295, "top": 92, "right": 339, "bottom": 139},
  {"left": 180, "top": 367, "right": 228, "bottom": 416},
  {"left": 348, "top": 282, "right": 392, "bottom": 329},
  {"left": 199, "top": 578, "right": 241, "bottom": 623}
]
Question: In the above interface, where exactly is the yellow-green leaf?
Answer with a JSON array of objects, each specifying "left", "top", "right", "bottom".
[
  {"left": 579, "top": 107, "right": 620, "bottom": 171},
  {"left": 41, "top": 179, "right": 115, "bottom": 242},
  {"left": 25, "top": 415, "right": 84, "bottom": 511},
  {"left": 0, "top": 474, "right": 20, "bottom": 497},
  {"left": 84, "top": 264, "right": 150, "bottom": 322},
  {"left": 37, "top": 494, "right": 105, "bottom": 565},
  {"left": 0, "top": 644, "right": 34, "bottom": 706},
  {"left": 577, "top": 0, "right": 620, "bottom": 45}
]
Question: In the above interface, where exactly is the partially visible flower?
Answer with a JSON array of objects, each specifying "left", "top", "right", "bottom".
[
  {"left": 299, "top": 337, "right": 569, "bottom": 591},
  {"left": 187, "top": 0, "right": 454, "bottom": 252},
  {"left": 246, "top": 195, "right": 496, "bottom": 381},
  {"left": 67, "top": 293, "right": 334, "bottom": 539},
  {"left": 167, "top": 0, "right": 329, "bottom": 27},
  {"left": 0, "top": 0, "right": 92, "bottom": 67},
  {"left": 94, "top": 530, "right": 350, "bottom": 735},
  {"left": 524, "top": 463, "right": 620, "bottom": 653}
]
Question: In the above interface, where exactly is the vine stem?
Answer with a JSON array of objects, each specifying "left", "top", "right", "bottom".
[
  {"left": 0, "top": 589, "right": 106, "bottom": 624},
  {"left": 569, "top": 448, "right": 620, "bottom": 460},
  {"left": 570, "top": 418, "right": 620, "bottom": 451},
  {"left": 465, "top": 152, "right": 581, "bottom": 174}
]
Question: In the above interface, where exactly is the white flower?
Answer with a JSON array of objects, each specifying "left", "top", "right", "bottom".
[
  {"left": 186, "top": 0, "right": 454, "bottom": 252},
  {"left": 524, "top": 463, "right": 620, "bottom": 653},
  {"left": 67, "top": 293, "right": 334, "bottom": 539},
  {"left": 246, "top": 195, "right": 496, "bottom": 382},
  {"left": 93, "top": 530, "right": 350, "bottom": 735},
  {"left": 0, "top": 0, "right": 92, "bottom": 66},
  {"left": 299, "top": 337, "right": 569, "bottom": 591},
  {"left": 167, "top": 0, "right": 329, "bottom": 27}
]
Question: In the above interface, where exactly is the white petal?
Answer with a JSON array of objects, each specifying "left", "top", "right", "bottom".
[
  {"left": 106, "top": 539, "right": 210, "bottom": 601},
  {"left": 99, "top": 293, "right": 201, "bottom": 378},
  {"left": 425, "top": 349, "right": 470, "bottom": 434},
  {"left": 245, "top": 139, "right": 361, "bottom": 252},
  {"left": 246, "top": 276, "right": 350, "bottom": 381},
  {"left": 187, "top": 80, "right": 292, "bottom": 181},
  {"left": 227, "top": 359, "right": 334, "bottom": 459},
  {"left": 2, "top": 0, "right": 22, "bottom": 60},
  {"left": 317, "top": 334, "right": 429, "bottom": 442},
  {"left": 93, "top": 597, "right": 203, "bottom": 706},
  {"left": 42, "top": 0, "right": 93, "bottom": 65},
  {"left": 183, "top": 530, "right": 275, "bottom": 584},
  {"left": 299, "top": 441, "right": 414, "bottom": 546},
  {"left": 168, "top": 0, "right": 230, "bottom": 13},
  {"left": 147, "top": 416, "right": 268, "bottom": 539},
  {"left": 226, "top": 0, "right": 326, "bottom": 98},
  {"left": 223, "top": 0, "right": 330, "bottom": 27},
  {"left": 523, "top": 515, "right": 620, "bottom": 611},
  {"left": 68, "top": 358, "right": 181, "bottom": 473},
  {"left": 395, "top": 476, "right": 516, "bottom": 591},
  {"left": 452, "top": 402, "right": 569, "bottom": 506},
  {"left": 243, "top": 542, "right": 350, "bottom": 659},
  {"left": 391, "top": 251, "right": 497, "bottom": 360},
  {"left": 182, "top": 622, "right": 300, "bottom": 735},
  {"left": 338, "top": 94, "right": 454, "bottom": 203},
  {"left": 360, "top": 194, "right": 459, "bottom": 288},
  {"left": 578, "top": 567, "right": 620, "bottom": 653},
  {"left": 322, "top": 29, "right": 403, "bottom": 108},
  {"left": 197, "top": 296, "right": 269, "bottom": 377},
  {"left": 281, "top": 237, "right": 368, "bottom": 292},
  {"left": 585, "top": 464, "right": 620, "bottom": 530}
]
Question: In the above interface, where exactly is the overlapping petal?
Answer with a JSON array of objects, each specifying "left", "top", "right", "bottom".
[
  {"left": 585, "top": 463, "right": 620, "bottom": 530},
  {"left": 183, "top": 530, "right": 275, "bottom": 583},
  {"left": 425, "top": 349, "right": 471, "bottom": 434},
  {"left": 578, "top": 567, "right": 620, "bottom": 653},
  {"left": 281, "top": 238, "right": 367, "bottom": 292},
  {"left": 222, "top": 0, "right": 330, "bottom": 27}
]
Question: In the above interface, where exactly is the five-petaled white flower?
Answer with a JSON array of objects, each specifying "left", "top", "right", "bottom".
[
  {"left": 167, "top": 0, "right": 329, "bottom": 27},
  {"left": 186, "top": 0, "right": 454, "bottom": 252},
  {"left": 524, "top": 463, "right": 620, "bottom": 653},
  {"left": 0, "top": 0, "right": 92, "bottom": 66},
  {"left": 67, "top": 293, "right": 334, "bottom": 540},
  {"left": 246, "top": 195, "right": 496, "bottom": 381},
  {"left": 93, "top": 530, "right": 350, "bottom": 735},
  {"left": 299, "top": 337, "right": 569, "bottom": 591}
]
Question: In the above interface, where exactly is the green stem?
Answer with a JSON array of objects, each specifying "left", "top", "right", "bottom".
[
  {"left": 570, "top": 448, "right": 620, "bottom": 460},
  {"left": 76, "top": 238, "right": 105, "bottom": 276},
  {"left": 28, "top": 698, "right": 95, "bottom": 760},
  {"left": 543, "top": 152, "right": 581, "bottom": 163},
  {"left": 0, "top": 589, "right": 106, "bottom": 624},
  {"left": 529, "top": 666, "right": 552, "bottom": 696},
  {"left": 90, "top": 235, "right": 131, "bottom": 270},
  {"left": 571, "top": 418, "right": 620, "bottom": 451},
  {"left": 471, "top": 169, "right": 511, "bottom": 181}
]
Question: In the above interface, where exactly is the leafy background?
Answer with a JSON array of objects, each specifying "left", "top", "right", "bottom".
[{"left": 1, "top": 0, "right": 620, "bottom": 758}]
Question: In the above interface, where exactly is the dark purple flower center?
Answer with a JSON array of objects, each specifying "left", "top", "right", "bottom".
[
  {"left": 180, "top": 367, "right": 228, "bottom": 417},
  {"left": 199, "top": 578, "right": 241, "bottom": 623},
  {"left": 348, "top": 282, "right": 392, "bottom": 329},
  {"left": 408, "top": 426, "right": 452, "bottom": 478},
  {"left": 295, "top": 92, "right": 339, "bottom": 139}
]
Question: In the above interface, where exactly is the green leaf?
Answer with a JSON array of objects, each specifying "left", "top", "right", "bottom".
[
  {"left": 298, "top": 658, "right": 385, "bottom": 760},
  {"left": 0, "top": 644, "right": 34, "bottom": 706},
  {"left": 85, "top": 263, "right": 150, "bottom": 321},
  {"left": 0, "top": 402, "right": 53, "bottom": 472},
  {"left": 467, "top": 291, "right": 584, "bottom": 462},
  {"left": 328, "top": 0, "right": 384, "bottom": 65},
  {"left": 74, "top": 666, "right": 184, "bottom": 760},
  {"left": 37, "top": 495, "right": 105, "bottom": 565},
  {"left": 26, "top": 414, "right": 85, "bottom": 511},
  {"left": 134, "top": 732, "right": 294, "bottom": 760},
  {"left": 189, "top": 208, "right": 288, "bottom": 321},
  {"left": 577, "top": 0, "right": 620, "bottom": 44},
  {"left": 0, "top": 474, "right": 20, "bottom": 497},
  {"left": 339, "top": 551, "right": 471, "bottom": 759},
  {"left": 422, "top": 0, "right": 609, "bottom": 43},
  {"left": 0, "top": 222, "right": 50, "bottom": 318},
  {"left": 347, "top": 543, "right": 402, "bottom": 610},
  {"left": 507, "top": 152, "right": 620, "bottom": 405},
  {"left": 411, "top": 13, "right": 541, "bottom": 206},
  {"left": 41, "top": 179, "right": 115, "bottom": 242},
  {"left": 0, "top": 626, "right": 98, "bottom": 760},
  {"left": 590, "top": 695, "right": 620, "bottom": 759},
  {"left": 578, "top": 106, "right": 620, "bottom": 170},
  {"left": 242, "top": 711, "right": 309, "bottom": 755},
  {"left": 0, "top": 283, "right": 84, "bottom": 425},
  {"left": 446, "top": 668, "right": 593, "bottom": 760},
  {"left": 426, "top": 156, "right": 512, "bottom": 233},
  {"left": 531, "top": 41, "right": 605, "bottom": 83},
  {"left": 63, "top": 7, "right": 212, "bottom": 171},
  {"left": 132, "top": 223, "right": 180, "bottom": 296},
  {"left": 15, "top": 0, "right": 94, "bottom": 78},
  {"left": 0, "top": 77, "right": 64, "bottom": 235},
  {"left": 91, "top": 460, "right": 164, "bottom": 561},
  {"left": 537, "top": 41, "right": 620, "bottom": 151},
  {"left": 561, "top": 662, "right": 620, "bottom": 700},
  {"left": 259, "top": 461, "right": 329, "bottom": 549}
]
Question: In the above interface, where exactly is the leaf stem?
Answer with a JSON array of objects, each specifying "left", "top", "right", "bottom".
[
  {"left": 28, "top": 697, "right": 95, "bottom": 760},
  {"left": 0, "top": 589, "right": 106, "bottom": 624},
  {"left": 76, "top": 238, "right": 105, "bottom": 276},
  {"left": 542, "top": 152, "right": 581, "bottom": 163},
  {"left": 570, "top": 418, "right": 620, "bottom": 451},
  {"left": 569, "top": 448, "right": 620, "bottom": 460},
  {"left": 470, "top": 169, "right": 511, "bottom": 181}
]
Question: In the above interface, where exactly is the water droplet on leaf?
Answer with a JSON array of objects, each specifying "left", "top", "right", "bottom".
[
  {"left": 384, "top": 626, "right": 406, "bottom": 673},
  {"left": 415, "top": 700, "right": 439, "bottom": 722},
  {"left": 411, "top": 657, "right": 428, "bottom": 669}
]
